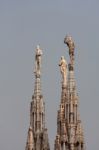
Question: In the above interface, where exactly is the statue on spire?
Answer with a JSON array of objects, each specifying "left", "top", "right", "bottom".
[
  {"left": 34, "top": 45, "right": 43, "bottom": 76},
  {"left": 64, "top": 35, "right": 75, "bottom": 66},
  {"left": 59, "top": 56, "right": 68, "bottom": 85},
  {"left": 25, "top": 126, "right": 34, "bottom": 150}
]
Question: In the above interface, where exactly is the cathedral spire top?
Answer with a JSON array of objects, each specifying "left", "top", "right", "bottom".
[
  {"left": 25, "top": 45, "right": 50, "bottom": 150},
  {"left": 33, "top": 45, "right": 42, "bottom": 100},
  {"left": 54, "top": 36, "right": 85, "bottom": 150}
]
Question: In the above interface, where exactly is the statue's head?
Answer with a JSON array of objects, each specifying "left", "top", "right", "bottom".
[
  {"left": 64, "top": 35, "right": 75, "bottom": 50},
  {"left": 64, "top": 35, "right": 72, "bottom": 44},
  {"left": 36, "top": 45, "right": 40, "bottom": 50},
  {"left": 29, "top": 126, "right": 32, "bottom": 131},
  {"left": 61, "top": 56, "right": 65, "bottom": 60}
]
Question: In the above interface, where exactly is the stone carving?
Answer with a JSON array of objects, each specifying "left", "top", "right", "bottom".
[
  {"left": 28, "top": 126, "right": 33, "bottom": 144},
  {"left": 34, "top": 45, "right": 43, "bottom": 75},
  {"left": 64, "top": 35, "right": 75, "bottom": 65},
  {"left": 70, "top": 127, "right": 75, "bottom": 143},
  {"left": 59, "top": 56, "right": 68, "bottom": 85},
  {"left": 56, "top": 135, "right": 60, "bottom": 144}
]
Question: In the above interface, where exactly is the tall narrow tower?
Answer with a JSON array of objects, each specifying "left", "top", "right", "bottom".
[
  {"left": 54, "top": 36, "right": 85, "bottom": 150},
  {"left": 25, "top": 46, "right": 50, "bottom": 150}
]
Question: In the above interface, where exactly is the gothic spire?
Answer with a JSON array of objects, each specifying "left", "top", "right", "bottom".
[
  {"left": 54, "top": 36, "right": 85, "bottom": 150},
  {"left": 25, "top": 46, "right": 50, "bottom": 150}
]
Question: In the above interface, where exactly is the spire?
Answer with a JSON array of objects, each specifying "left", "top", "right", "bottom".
[
  {"left": 31, "top": 45, "right": 44, "bottom": 132},
  {"left": 54, "top": 36, "right": 85, "bottom": 150},
  {"left": 25, "top": 46, "right": 50, "bottom": 150}
]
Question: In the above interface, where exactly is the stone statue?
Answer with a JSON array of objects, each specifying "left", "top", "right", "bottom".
[
  {"left": 64, "top": 35, "right": 75, "bottom": 65},
  {"left": 34, "top": 45, "right": 43, "bottom": 75},
  {"left": 28, "top": 126, "right": 33, "bottom": 144},
  {"left": 59, "top": 56, "right": 68, "bottom": 85}
]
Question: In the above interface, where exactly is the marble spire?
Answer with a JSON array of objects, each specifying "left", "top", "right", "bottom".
[
  {"left": 25, "top": 46, "right": 50, "bottom": 150},
  {"left": 54, "top": 36, "right": 85, "bottom": 150}
]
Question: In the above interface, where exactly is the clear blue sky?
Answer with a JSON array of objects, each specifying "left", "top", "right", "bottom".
[{"left": 0, "top": 1, "right": 99, "bottom": 150}]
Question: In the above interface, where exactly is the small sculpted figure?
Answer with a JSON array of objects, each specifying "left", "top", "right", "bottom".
[
  {"left": 59, "top": 56, "right": 68, "bottom": 85},
  {"left": 34, "top": 45, "right": 43, "bottom": 75},
  {"left": 28, "top": 126, "right": 33, "bottom": 145}
]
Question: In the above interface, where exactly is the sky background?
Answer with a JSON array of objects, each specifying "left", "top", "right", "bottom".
[{"left": 0, "top": 0, "right": 99, "bottom": 150}]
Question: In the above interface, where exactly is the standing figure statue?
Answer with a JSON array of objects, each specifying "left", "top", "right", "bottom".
[
  {"left": 59, "top": 56, "right": 68, "bottom": 85},
  {"left": 34, "top": 45, "right": 43, "bottom": 75},
  {"left": 64, "top": 35, "right": 75, "bottom": 66},
  {"left": 28, "top": 126, "right": 33, "bottom": 144}
]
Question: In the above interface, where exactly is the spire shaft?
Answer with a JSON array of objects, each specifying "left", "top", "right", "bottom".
[
  {"left": 54, "top": 36, "right": 85, "bottom": 150},
  {"left": 25, "top": 46, "right": 50, "bottom": 150}
]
